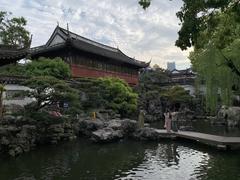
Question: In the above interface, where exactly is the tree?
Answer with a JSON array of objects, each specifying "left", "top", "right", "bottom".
[
  {"left": 139, "top": 0, "right": 238, "bottom": 50},
  {"left": 175, "top": 0, "right": 233, "bottom": 50},
  {"left": 26, "top": 57, "right": 71, "bottom": 79},
  {"left": 72, "top": 77, "right": 138, "bottom": 118},
  {"left": 138, "top": 0, "right": 151, "bottom": 10},
  {"left": 98, "top": 77, "right": 138, "bottom": 117},
  {"left": 161, "top": 86, "right": 192, "bottom": 110},
  {"left": 188, "top": 2, "right": 240, "bottom": 112},
  {"left": 138, "top": 69, "right": 171, "bottom": 121},
  {"left": 139, "top": 67, "right": 169, "bottom": 88},
  {"left": 0, "top": 85, "right": 5, "bottom": 120},
  {"left": 0, "top": 11, "right": 30, "bottom": 47},
  {"left": 23, "top": 76, "right": 79, "bottom": 112},
  {"left": 0, "top": 57, "right": 71, "bottom": 79},
  {"left": 139, "top": 0, "right": 240, "bottom": 113}
]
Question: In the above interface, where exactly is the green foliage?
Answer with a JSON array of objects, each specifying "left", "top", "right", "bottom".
[
  {"left": 72, "top": 77, "right": 138, "bottom": 118},
  {"left": 0, "top": 11, "right": 30, "bottom": 47},
  {"left": 26, "top": 57, "right": 71, "bottom": 79},
  {"left": 138, "top": 0, "right": 240, "bottom": 113},
  {"left": 138, "top": 0, "right": 151, "bottom": 10},
  {"left": 138, "top": 69, "right": 170, "bottom": 115},
  {"left": 98, "top": 77, "right": 138, "bottom": 117},
  {"left": 175, "top": 0, "right": 233, "bottom": 50},
  {"left": 25, "top": 111, "right": 66, "bottom": 125},
  {"left": 23, "top": 76, "right": 79, "bottom": 113},
  {"left": 0, "top": 57, "right": 71, "bottom": 79},
  {"left": 190, "top": 5, "right": 240, "bottom": 113},
  {"left": 161, "top": 86, "right": 192, "bottom": 109},
  {"left": 0, "top": 84, "right": 5, "bottom": 119},
  {"left": 0, "top": 64, "right": 26, "bottom": 76},
  {"left": 139, "top": 68, "right": 169, "bottom": 91}
]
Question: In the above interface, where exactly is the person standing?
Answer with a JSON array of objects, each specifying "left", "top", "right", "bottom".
[{"left": 164, "top": 109, "right": 172, "bottom": 133}]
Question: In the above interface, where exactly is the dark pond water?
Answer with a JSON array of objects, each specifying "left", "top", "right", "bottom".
[{"left": 0, "top": 139, "right": 240, "bottom": 180}]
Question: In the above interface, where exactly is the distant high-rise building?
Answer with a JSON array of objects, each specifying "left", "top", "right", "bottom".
[{"left": 167, "top": 62, "right": 176, "bottom": 71}]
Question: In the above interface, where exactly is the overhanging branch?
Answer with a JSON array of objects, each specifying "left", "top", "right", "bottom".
[{"left": 218, "top": 49, "right": 240, "bottom": 77}]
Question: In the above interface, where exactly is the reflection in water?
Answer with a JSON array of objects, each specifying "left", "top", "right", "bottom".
[
  {"left": 165, "top": 143, "right": 179, "bottom": 166},
  {"left": 0, "top": 139, "right": 240, "bottom": 180},
  {"left": 120, "top": 143, "right": 211, "bottom": 180}
]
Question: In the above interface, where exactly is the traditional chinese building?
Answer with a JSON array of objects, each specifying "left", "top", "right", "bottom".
[
  {"left": 0, "top": 45, "right": 29, "bottom": 66},
  {"left": 30, "top": 26, "right": 149, "bottom": 85}
]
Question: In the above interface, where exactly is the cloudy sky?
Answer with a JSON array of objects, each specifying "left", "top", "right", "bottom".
[{"left": 1, "top": 0, "right": 191, "bottom": 69}]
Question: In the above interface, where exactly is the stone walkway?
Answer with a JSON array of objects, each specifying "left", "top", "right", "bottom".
[{"left": 155, "top": 129, "right": 240, "bottom": 150}]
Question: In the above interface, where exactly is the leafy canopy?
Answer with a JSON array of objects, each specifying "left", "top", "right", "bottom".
[
  {"left": 0, "top": 57, "right": 71, "bottom": 79},
  {"left": 189, "top": 2, "right": 240, "bottom": 112},
  {"left": 23, "top": 76, "right": 79, "bottom": 112},
  {"left": 26, "top": 57, "right": 71, "bottom": 79},
  {"left": 98, "top": 77, "right": 138, "bottom": 117},
  {"left": 138, "top": 0, "right": 151, "bottom": 10},
  {"left": 72, "top": 77, "right": 138, "bottom": 118},
  {"left": 139, "top": 67, "right": 169, "bottom": 87},
  {"left": 139, "top": 0, "right": 240, "bottom": 113},
  {"left": 0, "top": 11, "right": 30, "bottom": 47},
  {"left": 161, "top": 86, "right": 192, "bottom": 106},
  {"left": 138, "top": 0, "right": 238, "bottom": 50},
  {"left": 0, "top": 84, "right": 5, "bottom": 119}
]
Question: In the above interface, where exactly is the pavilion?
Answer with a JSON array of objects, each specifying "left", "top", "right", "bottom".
[{"left": 30, "top": 26, "right": 149, "bottom": 85}]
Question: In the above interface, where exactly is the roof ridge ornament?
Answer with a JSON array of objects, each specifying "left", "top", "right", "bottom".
[{"left": 67, "top": 23, "right": 70, "bottom": 36}]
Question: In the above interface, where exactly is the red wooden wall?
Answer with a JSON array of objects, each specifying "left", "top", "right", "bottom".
[{"left": 71, "top": 64, "right": 139, "bottom": 85}]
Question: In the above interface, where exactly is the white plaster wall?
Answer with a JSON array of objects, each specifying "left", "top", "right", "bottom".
[
  {"left": 179, "top": 85, "right": 206, "bottom": 96},
  {"left": 49, "top": 34, "right": 65, "bottom": 46},
  {"left": 3, "top": 85, "right": 35, "bottom": 106}
]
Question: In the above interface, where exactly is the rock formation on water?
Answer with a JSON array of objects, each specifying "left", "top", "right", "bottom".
[
  {"left": 0, "top": 113, "right": 148, "bottom": 157},
  {"left": 0, "top": 112, "right": 179, "bottom": 157},
  {"left": 138, "top": 69, "right": 169, "bottom": 122},
  {"left": 0, "top": 115, "right": 77, "bottom": 157},
  {"left": 138, "top": 90, "right": 164, "bottom": 122},
  {"left": 217, "top": 106, "right": 240, "bottom": 127}
]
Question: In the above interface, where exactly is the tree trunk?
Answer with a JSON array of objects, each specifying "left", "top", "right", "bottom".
[{"left": 0, "top": 90, "right": 3, "bottom": 120}]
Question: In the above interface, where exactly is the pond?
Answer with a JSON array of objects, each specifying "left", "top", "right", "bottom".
[{"left": 0, "top": 139, "right": 240, "bottom": 180}]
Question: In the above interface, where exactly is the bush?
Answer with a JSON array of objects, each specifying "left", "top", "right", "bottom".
[
  {"left": 26, "top": 57, "right": 71, "bottom": 79},
  {"left": 25, "top": 111, "right": 66, "bottom": 125},
  {"left": 0, "top": 57, "right": 71, "bottom": 79},
  {"left": 72, "top": 77, "right": 138, "bottom": 118}
]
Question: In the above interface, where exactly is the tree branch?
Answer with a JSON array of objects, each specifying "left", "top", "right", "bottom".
[{"left": 218, "top": 49, "right": 240, "bottom": 77}]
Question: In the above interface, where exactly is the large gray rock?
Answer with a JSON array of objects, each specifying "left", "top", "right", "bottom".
[
  {"left": 0, "top": 116, "right": 80, "bottom": 156},
  {"left": 90, "top": 119, "right": 137, "bottom": 143},
  {"left": 132, "top": 127, "right": 176, "bottom": 141},
  {"left": 107, "top": 119, "right": 137, "bottom": 134},
  {"left": 121, "top": 119, "right": 138, "bottom": 134},
  {"left": 171, "top": 109, "right": 194, "bottom": 122},
  {"left": 218, "top": 106, "right": 240, "bottom": 127},
  {"left": 78, "top": 119, "right": 106, "bottom": 136},
  {"left": 91, "top": 128, "right": 123, "bottom": 143},
  {"left": 138, "top": 90, "right": 164, "bottom": 122}
]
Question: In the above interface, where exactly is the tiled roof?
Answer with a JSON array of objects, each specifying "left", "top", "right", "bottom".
[
  {"left": 30, "top": 26, "right": 149, "bottom": 68},
  {"left": 0, "top": 45, "right": 29, "bottom": 66}
]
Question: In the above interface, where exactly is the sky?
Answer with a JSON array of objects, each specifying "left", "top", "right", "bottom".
[{"left": 1, "top": 0, "right": 191, "bottom": 69}]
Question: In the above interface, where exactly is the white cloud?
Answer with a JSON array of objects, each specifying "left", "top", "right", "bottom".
[{"left": 0, "top": 0, "right": 191, "bottom": 69}]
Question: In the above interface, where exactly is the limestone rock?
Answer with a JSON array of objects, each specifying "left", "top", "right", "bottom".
[
  {"left": 91, "top": 128, "right": 123, "bottom": 143},
  {"left": 218, "top": 106, "right": 240, "bottom": 127},
  {"left": 132, "top": 127, "right": 175, "bottom": 141},
  {"left": 78, "top": 119, "right": 106, "bottom": 136},
  {"left": 138, "top": 91, "right": 164, "bottom": 122}
]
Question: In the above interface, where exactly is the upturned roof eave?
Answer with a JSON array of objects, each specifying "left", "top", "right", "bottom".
[
  {"left": 30, "top": 41, "right": 148, "bottom": 68},
  {"left": 70, "top": 39, "right": 148, "bottom": 68}
]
